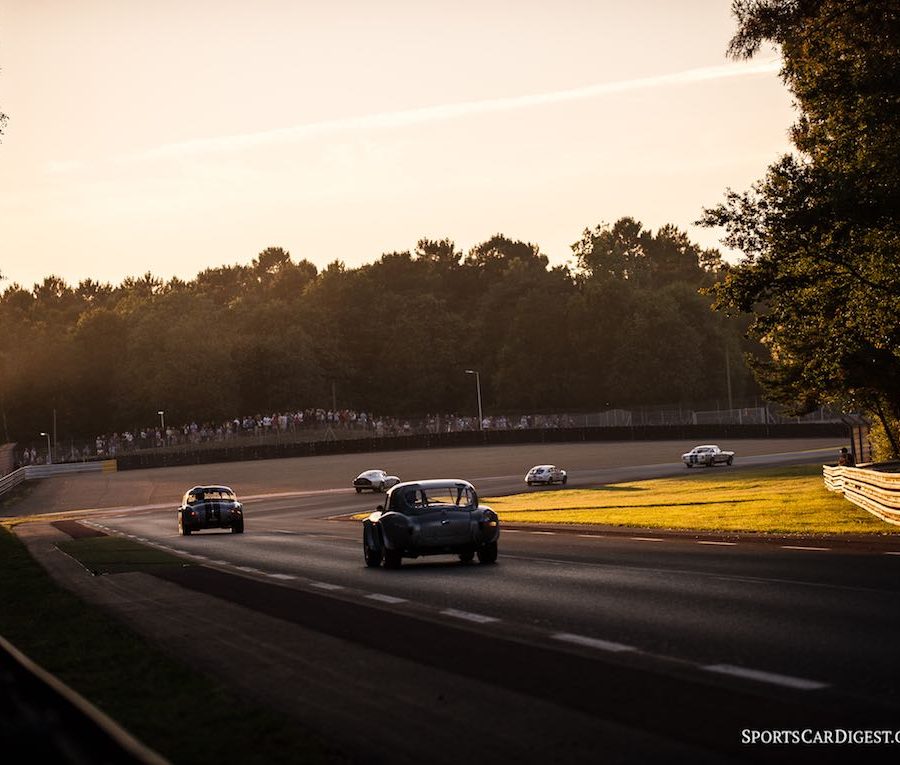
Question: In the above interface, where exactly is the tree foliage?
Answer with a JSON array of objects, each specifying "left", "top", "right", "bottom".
[
  {"left": 700, "top": 0, "right": 900, "bottom": 456},
  {"left": 0, "top": 223, "right": 752, "bottom": 444}
]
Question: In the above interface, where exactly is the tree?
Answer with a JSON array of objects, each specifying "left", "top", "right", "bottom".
[{"left": 700, "top": 0, "right": 900, "bottom": 456}]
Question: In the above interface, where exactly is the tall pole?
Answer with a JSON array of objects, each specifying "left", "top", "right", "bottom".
[
  {"left": 158, "top": 410, "right": 165, "bottom": 431},
  {"left": 725, "top": 346, "right": 734, "bottom": 412},
  {"left": 465, "top": 370, "right": 483, "bottom": 430},
  {"left": 40, "top": 432, "right": 51, "bottom": 464}
]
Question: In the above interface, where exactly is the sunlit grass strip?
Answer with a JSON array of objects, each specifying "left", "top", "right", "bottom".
[{"left": 484, "top": 465, "right": 897, "bottom": 535}]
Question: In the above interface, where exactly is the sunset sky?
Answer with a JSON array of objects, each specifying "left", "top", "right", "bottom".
[{"left": 0, "top": 0, "right": 793, "bottom": 290}]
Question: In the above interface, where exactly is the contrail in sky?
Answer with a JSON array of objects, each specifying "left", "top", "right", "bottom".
[{"left": 126, "top": 59, "right": 780, "bottom": 162}]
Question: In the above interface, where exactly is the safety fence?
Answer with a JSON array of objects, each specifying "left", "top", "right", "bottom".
[
  {"left": 0, "top": 460, "right": 117, "bottom": 500},
  {"left": 823, "top": 463, "right": 900, "bottom": 526},
  {"left": 0, "top": 634, "right": 167, "bottom": 764}
]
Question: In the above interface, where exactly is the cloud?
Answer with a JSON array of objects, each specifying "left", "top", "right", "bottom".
[{"left": 120, "top": 59, "right": 781, "bottom": 163}]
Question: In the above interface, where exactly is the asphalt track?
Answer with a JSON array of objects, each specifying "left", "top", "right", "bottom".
[{"left": 12, "top": 438, "right": 900, "bottom": 763}]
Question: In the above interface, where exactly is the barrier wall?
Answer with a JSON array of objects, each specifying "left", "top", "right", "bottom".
[
  {"left": 0, "top": 460, "right": 117, "bottom": 499},
  {"left": 823, "top": 463, "right": 900, "bottom": 526},
  {"left": 115, "top": 423, "right": 846, "bottom": 471}
]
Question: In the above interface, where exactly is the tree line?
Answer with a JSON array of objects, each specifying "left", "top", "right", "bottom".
[{"left": 0, "top": 218, "right": 757, "bottom": 444}]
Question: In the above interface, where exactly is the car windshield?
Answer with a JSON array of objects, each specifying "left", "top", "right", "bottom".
[
  {"left": 189, "top": 489, "right": 236, "bottom": 503},
  {"left": 397, "top": 485, "right": 476, "bottom": 514}
]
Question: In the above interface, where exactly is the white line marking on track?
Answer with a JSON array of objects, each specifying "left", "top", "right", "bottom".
[
  {"left": 235, "top": 566, "right": 260, "bottom": 573},
  {"left": 702, "top": 664, "right": 828, "bottom": 690},
  {"left": 697, "top": 541, "right": 737, "bottom": 546},
  {"left": 366, "top": 593, "right": 408, "bottom": 604},
  {"left": 310, "top": 582, "right": 344, "bottom": 591},
  {"left": 884, "top": 552, "right": 900, "bottom": 556},
  {"left": 631, "top": 537, "right": 664, "bottom": 542},
  {"left": 265, "top": 573, "right": 296, "bottom": 580},
  {"left": 553, "top": 632, "right": 637, "bottom": 653},
  {"left": 532, "top": 531, "right": 556, "bottom": 535},
  {"left": 578, "top": 534, "right": 606, "bottom": 538},
  {"left": 781, "top": 545, "right": 830, "bottom": 552},
  {"left": 441, "top": 609, "right": 500, "bottom": 624}
]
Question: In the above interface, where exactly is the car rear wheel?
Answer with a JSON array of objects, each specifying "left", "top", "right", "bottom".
[
  {"left": 458, "top": 549, "right": 475, "bottom": 563},
  {"left": 364, "top": 527, "right": 384, "bottom": 567},
  {"left": 727, "top": 456, "right": 734, "bottom": 466},
  {"left": 383, "top": 548, "right": 402, "bottom": 569},
  {"left": 231, "top": 519, "right": 244, "bottom": 533},
  {"left": 178, "top": 514, "right": 191, "bottom": 536},
  {"left": 477, "top": 541, "right": 498, "bottom": 564},
  {"left": 355, "top": 487, "right": 362, "bottom": 494},
  {"left": 562, "top": 475, "right": 568, "bottom": 484}
]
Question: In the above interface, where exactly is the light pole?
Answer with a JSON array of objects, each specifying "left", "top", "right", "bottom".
[
  {"left": 39, "top": 431, "right": 52, "bottom": 464},
  {"left": 158, "top": 410, "right": 165, "bottom": 431},
  {"left": 465, "top": 369, "right": 483, "bottom": 430}
]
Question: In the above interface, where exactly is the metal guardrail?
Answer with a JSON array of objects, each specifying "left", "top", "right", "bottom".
[
  {"left": 0, "top": 633, "right": 168, "bottom": 763},
  {"left": 823, "top": 463, "right": 900, "bottom": 526},
  {"left": 0, "top": 461, "right": 117, "bottom": 499}
]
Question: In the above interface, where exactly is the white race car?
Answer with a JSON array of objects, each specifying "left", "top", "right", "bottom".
[
  {"left": 353, "top": 469, "right": 401, "bottom": 493},
  {"left": 682, "top": 445, "right": 735, "bottom": 468},
  {"left": 525, "top": 465, "right": 568, "bottom": 486}
]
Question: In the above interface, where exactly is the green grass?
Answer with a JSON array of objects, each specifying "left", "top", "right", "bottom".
[
  {"left": 0, "top": 527, "right": 349, "bottom": 764},
  {"left": 484, "top": 464, "right": 898, "bottom": 535}
]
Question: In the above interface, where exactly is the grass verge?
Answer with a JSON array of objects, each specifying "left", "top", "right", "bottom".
[
  {"left": 0, "top": 527, "right": 349, "bottom": 764},
  {"left": 484, "top": 464, "right": 898, "bottom": 535}
]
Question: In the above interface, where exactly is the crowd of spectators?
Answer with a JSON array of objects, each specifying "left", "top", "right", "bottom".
[{"left": 17, "top": 408, "right": 579, "bottom": 464}]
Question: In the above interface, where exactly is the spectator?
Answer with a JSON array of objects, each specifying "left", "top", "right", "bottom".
[{"left": 838, "top": 447, "right": 855, "bottom": 467}]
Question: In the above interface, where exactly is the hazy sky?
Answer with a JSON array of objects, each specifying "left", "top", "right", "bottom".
[{"left": 0, "top": 0, "right": 793, "bottom": 290}]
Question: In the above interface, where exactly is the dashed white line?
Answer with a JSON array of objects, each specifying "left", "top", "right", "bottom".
[
  {"left": 697, "top": 541, "right": 737, "bottom": 546},
  {"left": 884, "top": 551, "right": 900, "bottom": 556},
  {"left": 578, "top": 534, "right": 606, "bottom": 539},
  {"left": 441, "top": 609, "right": 500, "bottom": 624},
  {"left": 631, "top": 537, "right": 664, "bottom": 543},
  {"left": 781, "top": 545, "right": 830, "bottom": 552},
  {"left": 366, "top": 593, "right": 408, "bottom": 604},
  {"left": 553, "top": 632, "right": 637, "bottom": 653},
  {"left": 532, "top": 531, "right": 556, "bottom": 535},
  {"left": 310, "top": 581, "right": 344, "bottom": 591},
  {"left": 265, "top": 573, "right": 296, "bottom": 580},
  {"left": 702, "top": 664, "right": 828, "bottom": 690},
  {"left": 235, "top": 566, "right": 260, "bottom": 574}
]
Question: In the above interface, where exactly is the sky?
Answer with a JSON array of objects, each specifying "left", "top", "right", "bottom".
[{"left": 0, "top": 0, "right": 793, "bottom": 290}]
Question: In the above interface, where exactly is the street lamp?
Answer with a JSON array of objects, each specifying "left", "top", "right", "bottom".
[
  {"left": 464, "top": 369, "right": 483, "bottom": 430},
  {"left": 39, "top": 431, "right": 52, "bottom": 465},
  {"left": 157, "top": 410, "right": 165, "bottom": 430}
]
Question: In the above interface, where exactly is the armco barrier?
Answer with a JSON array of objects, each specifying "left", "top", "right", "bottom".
[
  {"left": 0, "top": 634, "right": 167, "bottom": 763},
  {"left": 0, "top": 460, "right": 117, "bottom": 499},
  {"left": 115, "top": 422, "right": 846, "bottom": 471},
  {"left": 823, "top": 463, "right": 900, "bottom": 526}
]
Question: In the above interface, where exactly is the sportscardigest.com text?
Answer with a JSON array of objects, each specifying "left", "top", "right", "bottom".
[{"left": 743, "top": 729, "right": 900, "bottom": 746}]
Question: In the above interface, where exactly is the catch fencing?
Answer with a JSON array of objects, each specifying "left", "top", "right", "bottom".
[{"left": 823, "top": 463, "right": 900, "bottom": 526}]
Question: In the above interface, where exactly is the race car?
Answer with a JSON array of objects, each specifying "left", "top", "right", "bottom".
[{"left": 681, "top": 445, "right": 735, "bottom": 468}]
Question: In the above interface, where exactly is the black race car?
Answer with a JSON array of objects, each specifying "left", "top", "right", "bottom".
[{"left": 177, "top": 485, "right": 244, "bottom": 535}]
